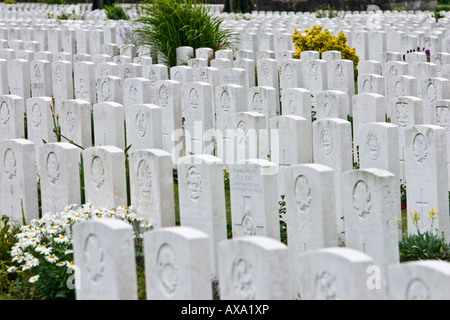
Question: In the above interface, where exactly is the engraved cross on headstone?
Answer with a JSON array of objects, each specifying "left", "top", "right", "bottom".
[
  {"left": 11, "top": 78, "right": 21, "bottom": 96},
  {"left": 233, "top": 195, "right": 263, "bottom": 237},
  {"left": 416, "top": 188, "right": 428, "bottom": 230},
  {"left": 399, "top": 146, "right": 406, "bottom": 183},
  {"left": 279, "top": 149, "right": 290, "bottom": 168},
  {"left": 75, "top": 77, "right": 89, "bottom": 100}
]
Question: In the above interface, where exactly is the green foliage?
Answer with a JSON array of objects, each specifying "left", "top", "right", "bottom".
[
  {"left": 133, "top": 0, "right": 237, "bottom": 68},
  {"left": 399, "top": 210, "right": 450, "bottom": 262},
  {"left": 104, "top": 3, "right": 129, "bottom": 20},
  {"left": 399, "top": 230, "right": 450, "bottom": 262},
  {"left": 279, "top": 195, "right": 287, "bottom": 245},
  {"left": 39, "top": 0, "right": 67, "bottom": 4},
  {"left": 315, "top": 4, "right": 345, "bottom": 19},
  {"left": 0, "top": 216, "right": 21, "bottom": 295},
  {"left": 433, "top": 6, "right": 445, "bottom": 22},
  {"left": 223, "top": 0, "right": 255, "bottom": 14},
  {"left": 57, "top": 10, "right": 85, "bottom": 20}
]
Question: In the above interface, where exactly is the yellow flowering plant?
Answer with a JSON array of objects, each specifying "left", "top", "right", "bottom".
[
  {"left": 6, "top": 203, "right": 152, "bottom": 300},
  {"left": 292, "top": 25, "right": 359, "bottom": 78},
  {"left": 399, "top": 209, "right": 450, "bottom": 262}
]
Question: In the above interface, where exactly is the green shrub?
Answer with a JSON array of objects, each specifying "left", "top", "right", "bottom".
[
  {"left": 292, "top": 25, "right": 359, "bottom": 79},
  {"left": 133, "top": 0, "right": 236, "bottom": 68},
  {"left": 104, "top": 3, "right": 129, "bottom": 20}
]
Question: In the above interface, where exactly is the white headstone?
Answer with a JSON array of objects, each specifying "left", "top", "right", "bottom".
[
  {"left": 93, "top": 102, "right": 125, "bottom": 149},
  {"left": 8, "top": 59, "right": 31, "bottom": 100},
  {"left": 52, "top": 60, "right": 73, "bottom": 110},
  {"left": 60, "top": 99, "right": 92, "bottom": 149},
  {"left": 96, "top": 76, "right": 122, "bottom": 104},
  {"left": 144, "top": 226, "right": 212, "bottom": 300},
  {"left": 26, "top": 96, "right": 56, "bottom": 147},
  {"left": 153, "top": 80, "right": 182, "bottom": 164},
  {"left": 177, "top": 154, "right": 227, "bottom": 278},
  {"left": 0, "top": 139, "right": 38, "bottom": 223},
  {"left": 129, "top": 148, "right": 175, "bottom": 227},
  {"left": 125, "top": 104, "right": 162, "bottom": 153},
  {"left": 122, "top": 77, "right": 152, "bottom": 108},
  {"left": 38, "top": 142, "right": 81, "bottom": 214},
  {"left": 285, "top": 163, "right": 338, "bottom": 258},
  {"left": 0, "top": 95, "right": 25, "bottom": 141},
  {"left": 315, "top": 89, "right": 350, "bottom": 120},
  {"left": 82, "top": 146, "right": 128, "bottom": 209},
  {"left": 72, "top": 219, "right": 138, "bottom": 300},
  {"left": 405, "top": 125, "right": 450, "bottom": 238},
  {"left": 229, "top": 159, "right": 280, "bottom": 240},
  {"left": 387, "top": 260, "right": 450, "bottom": 300},
  {"left": 342, "top": 168, "right": 400, "bottom": 293},
  {"left": 30, "top": 60, "right": 52, "bottom": 97},
  {"left": 74, "top": 61, "right": 96, "bottom": 104},
  {"left": 217, "top": 236, "right": 289, "bottom": 300},
  {"left": 295, "top": 247, "right": 380, "bottom": 300},
  {"left": 183, "top": 82, "right": 214, "bottom": 155}
]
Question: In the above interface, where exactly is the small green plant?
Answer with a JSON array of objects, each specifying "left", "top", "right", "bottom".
[
  {"left": 315, "top": 4, "right": 345, "bottom": 19},
  {"left": 104, "top": 3, "right": 129, "bottom": 20},
  {"left": 399, "top": 209, "right": 450, "bottom": 262},
  {"left": 279, "top": 195, "right": 287, "bottom": 245},
  {"left": 57, "top": 10, "right": 85, "bottom": 20}
]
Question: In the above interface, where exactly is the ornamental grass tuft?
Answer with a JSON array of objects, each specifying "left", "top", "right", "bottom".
[{"left": 132, "top": 0, "right": 237, "bottom": 68}]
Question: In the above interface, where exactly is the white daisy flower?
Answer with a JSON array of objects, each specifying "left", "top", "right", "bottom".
[
  {"left": 42, "top": 247, "right": 52, "bottom": 256},
  {"left": 7, "top": 266, "right": 17, "bottom": 273},
  {"left": 46, "top": 254, "right": 58, "bottom": 263},
  {"left": 54, "top": 235, "right": 69, "bottom": 244},
  {"left": 29, "top": 275, "right": 39, "bottom": 283}
]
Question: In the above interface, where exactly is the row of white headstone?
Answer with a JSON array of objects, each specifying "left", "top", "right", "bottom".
[
  {"left": 2, "top": 4, "right": 450, "bottom": 299},
  {"left": 72, "top": 220, "right": 450, "bottom": 300}
]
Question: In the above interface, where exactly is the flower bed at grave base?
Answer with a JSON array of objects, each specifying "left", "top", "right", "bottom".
[{"left": 4, "top": 204, "right": 151, "bottom": 300}]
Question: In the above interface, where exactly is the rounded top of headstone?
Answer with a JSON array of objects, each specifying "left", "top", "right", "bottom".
[{"left": 221, "top": 235, "right": 287, "bottom": 251}]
